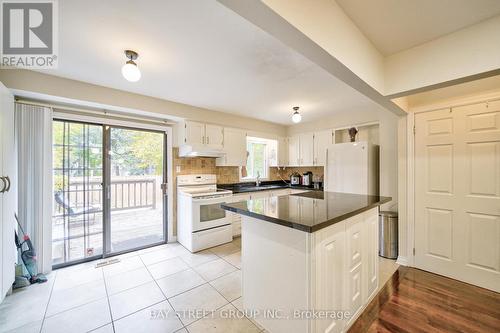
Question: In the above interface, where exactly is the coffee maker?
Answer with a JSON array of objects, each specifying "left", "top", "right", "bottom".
[
  {"left": 302, "top": 171, "right": 313, "bottom": 187},
  {"left": 290, "top": 172, "right": 301, "bottom": 185}
]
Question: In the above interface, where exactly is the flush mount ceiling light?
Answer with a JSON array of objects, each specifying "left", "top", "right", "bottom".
[
  {"left": 291, "top": 106, "right": 302, "bottom": 123},
  {"left": 121, "top": 50, "right": 141, "bottom": 82}
]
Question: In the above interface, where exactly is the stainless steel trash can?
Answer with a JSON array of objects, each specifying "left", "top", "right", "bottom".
[{"left": 379, "top": 211, "right": 398, "bottom": 259}]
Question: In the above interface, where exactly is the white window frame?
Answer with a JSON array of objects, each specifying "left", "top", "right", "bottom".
[{"left": 240, "top": 136, "right": 270, "bottom": 181}]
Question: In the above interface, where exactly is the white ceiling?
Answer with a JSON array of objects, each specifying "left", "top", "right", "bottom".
[
  {"left": 336, "top": 0, "right": 500, "bottom": 56},
  {"left": 38, "top": 0, "right": 377, "bottom": 125}
]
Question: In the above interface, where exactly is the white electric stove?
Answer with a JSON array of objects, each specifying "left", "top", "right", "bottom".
[{"left": 177, "top": 174, "right": 233, "bottom": 252}]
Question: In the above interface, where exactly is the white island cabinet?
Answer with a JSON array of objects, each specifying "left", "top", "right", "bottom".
[{"left": 222, "top": 192, "right": 389, "bottom": 333}]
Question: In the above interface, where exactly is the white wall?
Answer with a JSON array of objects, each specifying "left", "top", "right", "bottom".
[
  {"left": 0, "top": 69, "right": 287, "bottom": 142},
  {"left": 287, "top": 107, "right": 400, "bottom": 211},
  {"left": 385, "top": 15, "right": 500, "bottom": 96}
]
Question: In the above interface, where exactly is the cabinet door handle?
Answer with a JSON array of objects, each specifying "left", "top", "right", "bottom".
[
  {"left": 0, "top": 177, "right": 5, "bottom": 193},
  {"left": 4, "top": 176, "right": 10, "bottom": 192}
]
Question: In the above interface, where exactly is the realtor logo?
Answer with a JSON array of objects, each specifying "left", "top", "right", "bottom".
[{"left": 1, "top": 0, "right": 58, "bottom": 68}]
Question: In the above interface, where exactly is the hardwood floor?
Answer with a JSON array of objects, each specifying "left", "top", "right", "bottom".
[{"left": 349, "top": 267, "right": 500, "bottom": 333}]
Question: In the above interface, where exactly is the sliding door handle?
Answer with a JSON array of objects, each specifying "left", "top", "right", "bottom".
[
  {"left": 0, "top": 177, "right": 5, "bottom": 193},
  {"left": 4, "top": 176, "right": 10, "bottom": 192},
  {"left": 161, "top": 183, "right": 168, "bottom": 195}
]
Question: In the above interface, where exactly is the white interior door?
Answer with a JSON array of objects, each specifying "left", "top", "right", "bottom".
[{"left": 414, "top": 102, "right": 500, "bottom": 292}]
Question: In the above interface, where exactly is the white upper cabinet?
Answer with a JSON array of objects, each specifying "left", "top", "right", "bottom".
[
  {"left": 271, "top": 137, "right": 288, "bottom": 167},
  {"left": 205, "top": 124, "right": 224, "bottom": 149},
  {"left": 299, "top": 132, "right": 314, "bottom": 166},
  {"left": 286, "top": 130, "right": 333, "bottom": 166},
  {"left": 313, "top": 130, "right": 333, "bottom": 166},
  {"left": 288, "top": 135, "right": 300, "bottom": 166},
  {"left": 216, "top": 128, "right": 247, "bottom": 166},
  {"left": 183, "top": 121, "right": 205, "bottom": 145},
  {"left": 180, "top": 121, "right": 223, "bottom": 149}
]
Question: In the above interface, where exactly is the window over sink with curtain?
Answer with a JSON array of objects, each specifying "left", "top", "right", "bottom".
[{"left": 240, "top": 136, "right": 277, "bottom": 181}]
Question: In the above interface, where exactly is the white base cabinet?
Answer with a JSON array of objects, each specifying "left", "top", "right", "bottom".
[
  {"left": 0, "top": 83, "right": 16, "bottom": 303},
  {"left": 241, "top": 207, "right": 380, "bottom": 333},
  {"left": 227, "top": 193, "right": 251, "bottom": 237}
]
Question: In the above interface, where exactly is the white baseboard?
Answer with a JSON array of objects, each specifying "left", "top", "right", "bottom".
[{"left": 396, "top": 256, "right": 409, "bottom": 266}]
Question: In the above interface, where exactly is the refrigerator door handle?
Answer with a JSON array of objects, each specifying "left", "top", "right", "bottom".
[
  {"left": 0, "top": 177, "right": 5, "bottom": 193},
  {"left": 4, "top": 176, "right": 10, "bottom": 192}
]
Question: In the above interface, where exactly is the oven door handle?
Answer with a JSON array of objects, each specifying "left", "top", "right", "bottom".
[{"left": 192, "top": 196, "right": 231, "bottom": 204}]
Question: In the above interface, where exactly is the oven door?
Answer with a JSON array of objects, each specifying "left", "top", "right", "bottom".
[{"left": 191, "top": 196, "right": 231, "bottom": 232}]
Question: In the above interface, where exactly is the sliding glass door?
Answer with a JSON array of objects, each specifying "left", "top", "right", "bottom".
[
  {"left": 52, "top": 121, "right": 104, "bottom": 265},
  {"left": 105, "top": 126, "right": 166, "bottom": 254},
  {"left": 52, "top": 120, "right": 167, "bottom": 267}
]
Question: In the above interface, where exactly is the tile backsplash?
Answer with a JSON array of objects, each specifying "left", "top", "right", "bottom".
[
  {"left": 216, "top": 166, "right": 324, "bottom": 184},
  {"left": 271, "top": 166, "right": 324, "bottom": 181},
  {"left": 216, "top": 166, "right": 241, "bottom": 184},
  {"left": 173, "top": 148, "right": 324, "bottom": 184},
  {"left": 173, "top": 147, "right": 217, "bottom": 175}
]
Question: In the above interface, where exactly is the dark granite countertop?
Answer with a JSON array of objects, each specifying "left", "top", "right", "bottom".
[
  {"left": 218, "top": 180, "right": 322, "bottom": 194},
  {"left": 221, "top": 191, "right": 391, "bottom": 233}
]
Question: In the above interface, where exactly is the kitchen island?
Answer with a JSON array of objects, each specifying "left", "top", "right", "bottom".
[{"left": 221, "top": 191, "right": 391, "bottom": 333}]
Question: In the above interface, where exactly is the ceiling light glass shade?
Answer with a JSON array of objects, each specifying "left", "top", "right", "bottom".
[
  {"left": 121, "top": 61, "right": 141, "bottom": 82},
  {"left": 292, "top": 111, "right": 302, "bottom": 123}
]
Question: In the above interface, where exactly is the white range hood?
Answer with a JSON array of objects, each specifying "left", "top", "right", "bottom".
[{"left": 178, "top": 144, "right": 225, "bottom": 158}]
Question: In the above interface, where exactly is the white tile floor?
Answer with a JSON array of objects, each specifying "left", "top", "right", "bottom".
[
  {"left": 0, "top": 237, "right": 399, "bottom": 333},
  {"left": 0, "top": 238, "right": 252, "bottom": 333}
]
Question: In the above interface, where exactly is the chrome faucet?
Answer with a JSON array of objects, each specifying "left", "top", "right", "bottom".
[{"left": 256, "top": 171, "right": 261, "bottom": 187}]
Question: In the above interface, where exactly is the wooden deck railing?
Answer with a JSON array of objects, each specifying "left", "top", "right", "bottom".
[{"left": 54, "top": 178, "right": 157, "bottom": 216}]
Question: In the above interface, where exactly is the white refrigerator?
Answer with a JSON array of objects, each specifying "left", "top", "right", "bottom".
[{"left": 325, "top": 141, "right": 379, "bottom": 195}]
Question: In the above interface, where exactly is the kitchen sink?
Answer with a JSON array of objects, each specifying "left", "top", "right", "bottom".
[
  {"left": 234, "top": 184, "right": 287, "bottom": 192},
  {"left": 259, "top": 185, "right": 286, "bottom": 189}
]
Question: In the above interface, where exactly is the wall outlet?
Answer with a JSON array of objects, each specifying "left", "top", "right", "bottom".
[{"left": 176, "top": 165, "right": 181, "bottom": 173}]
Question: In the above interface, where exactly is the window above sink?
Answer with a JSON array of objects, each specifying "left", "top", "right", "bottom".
[{"left": 240, "top": 136, "right": 277, "bottom": 181}]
